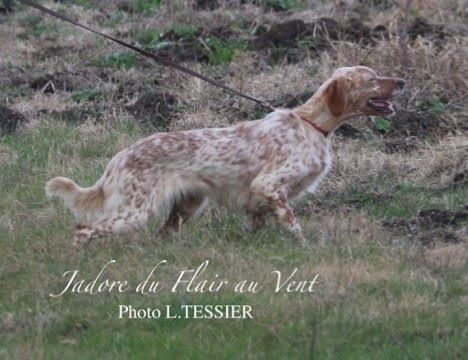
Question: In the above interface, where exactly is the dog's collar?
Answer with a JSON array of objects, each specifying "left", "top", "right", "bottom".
[
  {"left": 297, "top": 116, "right": 329, "bottom": 137},
  {"left": 308, "top": 122, "right": 329, "bottom": 137}
]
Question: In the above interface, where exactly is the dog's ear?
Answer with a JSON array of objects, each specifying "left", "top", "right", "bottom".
[{"left": 325, "top": 77, "right": 348, "bottom": 117}]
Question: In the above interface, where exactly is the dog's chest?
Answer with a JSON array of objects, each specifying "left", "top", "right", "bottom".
[{"left": 292, "top": 141, "right": 332, "bottom": 196}]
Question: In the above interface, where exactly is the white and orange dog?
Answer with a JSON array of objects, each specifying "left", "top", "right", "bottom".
[{"left": 46, "top": 66, "right": 405, "bottom": 245}]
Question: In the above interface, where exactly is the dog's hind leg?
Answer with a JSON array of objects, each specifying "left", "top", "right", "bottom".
[
  {"left": 160, "top": 192, "right": 205, "bottom": 234},
  {"left": 72, "top": 204, "right": 151, "bottom": 246},
  {"left": 248, "top": 209, "right": 268, "bottom": 232}
]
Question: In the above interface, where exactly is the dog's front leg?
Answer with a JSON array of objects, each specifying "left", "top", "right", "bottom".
[
  {"left": 271, "top": 191, "right": 306, "bottom": 245},
  {"left": 250, "top": 181, "right": 307, "bottom": 245}
]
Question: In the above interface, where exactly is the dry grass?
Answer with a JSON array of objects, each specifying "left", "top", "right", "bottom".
[{"left": 0, "top": 0, "right": 467, "bottom": 359}]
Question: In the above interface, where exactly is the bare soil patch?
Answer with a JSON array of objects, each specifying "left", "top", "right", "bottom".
[
  {"left": 452, "top": 170, "right": 467, "bottom": 188},
  {"left": 383, "top": 207, "right": 468, "bottom": 247},
  {"left": 408, "top": 17, "right": 446, "bottom": 47},
  {"left": 250, "top": 18, "right": 386, "bottom": 62},
  {"left": 0, "top": 0, "right": 13, "bottom": 14},
  {"left": 373, "top": 109, "right": 456, "bottom": 154},
  {"left": 250, "top": 16, "right": 447, "bottom": 63},
  {"left": 30, "top": 73, "right": 77, "bottom": 93},
  {"left": 194, "top": 0, "right": 220, "bottom": 11},
  {"left": 150, "top": 26, "right": 235, "bottom": 63},
  {"left": 125, "top": 90, "right": 181, "bottom": 129},
  {"left": 380, "top": 109, "right": 452, "bottom": 138},
  {"left": 0, "top": 104, "right": 26, "bottom": 135}
]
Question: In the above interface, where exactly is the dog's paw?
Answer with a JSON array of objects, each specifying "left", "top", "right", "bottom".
[{"left": 73, "top": 228, "right": 92, "bottom": 247}]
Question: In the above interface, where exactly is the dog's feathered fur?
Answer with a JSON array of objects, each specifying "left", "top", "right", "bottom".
[{"left": 46, "top": 66, "right": 404, "bottom": 245}]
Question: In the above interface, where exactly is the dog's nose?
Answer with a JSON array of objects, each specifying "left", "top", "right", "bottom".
[{"left": 397, "top": 79, "right": 406, "bottom": 89}]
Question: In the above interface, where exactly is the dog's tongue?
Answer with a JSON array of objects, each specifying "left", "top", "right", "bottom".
[{"left": 368, "top": 98, "right": 390, "bottom": 108}]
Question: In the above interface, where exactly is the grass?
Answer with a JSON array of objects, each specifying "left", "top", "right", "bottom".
[
  {"left": 70, "top": 90, "right": 101, "bottom": 104},
  {"left": 134, "top": 29, "right": 165, "bottom": 49},
  {"left": 17, "top": 14, "right": 54, "bottom": 38},
  {"left": 1, "top": 0, "right": 467, "bottom": 358},
  {"left": 371, "top": 116, "right": 392, "bottom": 134},
  {"left": 90, "top": 52, "right": 136, "bottom": 70},
  {"left": 172, "top": 25, "right": 198, "bottom": 39},
  {"left": 0, "top": 118, "right": 466, "bottom": 359},
  {"left": 133, "top": 26, "right": 244, "bottom": 65},
  {"left": 265, "top": 0, "right": 306, "bottom": 11},
  {"left": 319, "top": 182, "right": 467, "bottom": 220},
  {"left": 205, "top": 38, "right": 246, "bottom": 65},
  {"left": 421, "top": 99, "right": 447, "bottom": 114},
  {"left": 124, "top": 0, "right": 162, "bottom": 14}
]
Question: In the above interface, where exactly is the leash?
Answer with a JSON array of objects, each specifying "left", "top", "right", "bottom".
[{"left": 17, "top": 0, "right": 276, "bottom": 111}]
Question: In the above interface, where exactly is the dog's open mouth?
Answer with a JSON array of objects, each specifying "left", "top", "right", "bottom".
[{"left": 367, "top": 98, "right": 394, "bottom": 115}]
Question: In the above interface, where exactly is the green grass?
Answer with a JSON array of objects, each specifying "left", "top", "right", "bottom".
[
  {"left": 265, "top": 0, "right": 306, "bottom": 11},
  {"left": 133, "top": 29, "right": 173, "bottom": 50},
  {"left": 133, "top": 27, "right": 244, "bottom": 65},
  {"left": 16, "top": 13, "right": 74, "bottom": 40},
  {"left": 18, "top": 14, "right": 55, "bottom": 38},
  {"left": 51, "top": 0, "right": 93, "bottom": 8},
  {"left": 1, "top": 83, "right": 31, "bottom": 100},
  {"left": 70, "top": 90, "right": 102, "bottom": 103},
  {"left": 421, "top": 99, "right": 447, "bottom": 114},
  {"left": 90, "top": 52, "right": 136, "bottom": 70},
  {"left": 319, "top": 181, "right": 467, "bottom": 221},
  {"left": 0, "top": 119, "right": 467, "bottom": 359},
  {"left": 172, "top": 25, "right": 198, "bottom": 39},
  {"left": 205, "top": 38, "right": 246, "bottom": 65},
  {"left": 74, "top": 0, "right": 93, "bottom": 9},
  {"left": 372, "top": 116, "right": 392, "bottom": 134},
  {"left": 123, "top": 0, "right": 162, "bottom": 14}
]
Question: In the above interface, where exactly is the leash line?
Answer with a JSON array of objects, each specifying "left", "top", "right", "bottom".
[{"left": 17, "top": 0, "right": 276, "bottom": 111}]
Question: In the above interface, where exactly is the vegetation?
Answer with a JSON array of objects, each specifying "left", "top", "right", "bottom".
[
  {"left": 0, "top": 0, "right": 466, "bottom": 358},
  {"left": 90, "top": 52, "right": 136, "bottom": 70},
  {"left": 205, "top": 38, "right": 246, "bottom": 65}
]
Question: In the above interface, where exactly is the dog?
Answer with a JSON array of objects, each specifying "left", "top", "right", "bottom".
[{"left": 46, "top": 66, "right": 405, "bottom": 246}]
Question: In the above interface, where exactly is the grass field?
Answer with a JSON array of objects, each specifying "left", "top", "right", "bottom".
[{"left": 0, "top": 0, "right": 467, "bottom": 359}]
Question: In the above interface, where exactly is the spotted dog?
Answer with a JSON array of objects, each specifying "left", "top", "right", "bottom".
[{"left": 46, "top": 66, "right": 405, "bottom": 245}]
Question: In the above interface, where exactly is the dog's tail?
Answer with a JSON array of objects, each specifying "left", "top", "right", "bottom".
[{"left": 46, "top": 177, "right": 105, "bottom": 220}]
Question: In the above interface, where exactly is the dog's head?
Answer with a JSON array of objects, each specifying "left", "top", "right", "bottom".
[{"left": 324, "top": 66, "right": 405, "bottom": 118}]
